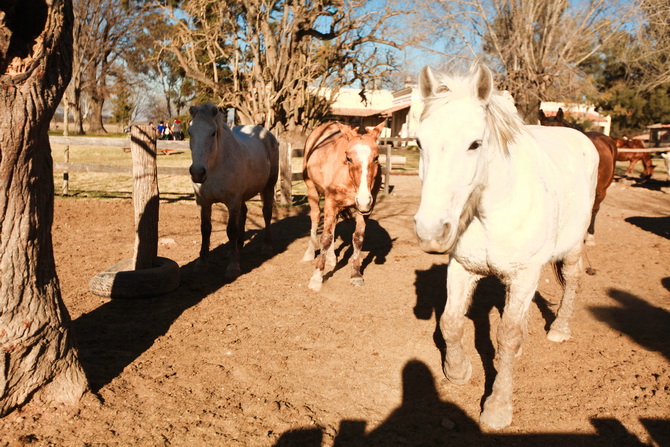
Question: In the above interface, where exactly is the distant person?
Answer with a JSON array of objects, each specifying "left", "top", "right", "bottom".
[
  {"left": 172, "top": 118, "right": 183, "bottom": 140},
  {"left": 163, "top": 125, "right": 173, "bottom": 140},
  {"left": 157, "top": 121, "right": 167, "bottom": 139}
]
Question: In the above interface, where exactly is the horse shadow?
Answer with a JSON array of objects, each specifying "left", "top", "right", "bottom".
[
  {"left": 321, "top": 218, "right": 393, "bottom": 282},
  {"left": 624, "top": 216, "right": 670, "bottom": 239},
  {"left": 274, "top": 359, "right": 658, "bottom": 446},
  {"left": 629, "top": 177, "right": 670, "bottom": 192},
  {"left": 73, "top": 208, "right": 309, "bottom": 392},
  {"left": 413, "top": 264, "right": 507, "bottom": 403},
  {"left": 587, "top": 288, "right": 670, "bottom": 361}
]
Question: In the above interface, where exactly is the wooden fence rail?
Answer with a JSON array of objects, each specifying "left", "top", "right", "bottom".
[{"left": 49, "top": 136, "right": 406, "bottom": 203}]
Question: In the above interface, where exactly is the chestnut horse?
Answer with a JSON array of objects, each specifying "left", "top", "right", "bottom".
[
  {"left": 538, "top": 108, "right": 617, "bottom": 246},
  {"left": 188, "top": 103, "right": 279, "bottom": 278},
  {"left": 613, "top": 136, "right": 655, "bottom": 179},
  {"left": 302, "top": 121, "right": 384, "bottom": 291}
]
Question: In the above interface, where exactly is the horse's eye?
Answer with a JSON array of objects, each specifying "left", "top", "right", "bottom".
[
  {"left": 468, "top": 140, "right": 482, "bottom": 150},
  {"left": 211, "top": 132, "right": 216, "bottom": 137},
  {"left": 346, "top": 156, "right": 352, "bottom": 163}
]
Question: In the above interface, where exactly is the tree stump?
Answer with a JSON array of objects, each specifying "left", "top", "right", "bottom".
[{"left": 89, "top": 125, "right": 179, "bottom": 298}]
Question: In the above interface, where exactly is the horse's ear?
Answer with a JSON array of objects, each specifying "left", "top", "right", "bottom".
[
  {"left": 189, "top": 106, "right": 198, "bottom": 117},
  {"left": 474, "top": 64, "right": 493, "bottom": 102},
  {"left": 556, "top": 108, "right": 564, "bottom": 120},
  {"left": 336, "top": 122, "right": 357, "bottom": 141},
  {"left": 211, "top": 106, "right": 219, "bottom": 117},
  {"left": 368, "top": 121, "right": 385, "bottom": 140},
  {"left": 539, "top": 109, "right": 546, "bottom": 121},
  {"left": 419, "top": 66, "right": 437, "bottom": 99}
]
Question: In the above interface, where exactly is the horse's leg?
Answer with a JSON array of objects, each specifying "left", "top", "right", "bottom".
[
  {"left": 440, "top": 259, "right": 481, "bottom": 385},
  {"left": 302, "top": 178, "right": 320, "bottom": 262},
  {"left": 349, "top": 212, "right": 368, "bottom": 287},
  {"left": 261, "top": 184, "right": 274, "bottom": 254},
  {"left": 325, "top": 214, "right": 338, "bottom": 268},
  {"left": 585, "top": 198, "right": 601, "bottom": 247},
  {"left": 225, "top": 204, "right": 242, "bottom": 279},
  {"left": 480, "top": 266, "right": 540, "bottom": 430},
  {"left": 308, "top": 199, "right": 337, "bottom": 291},
  {"left": 547, "top": 243, "right": 583, "bottom": 342},
  {"left": 194, "top": 203, "right": 212, "bottom": 273},
  {"left": 237, "top": 202, "right": 247, "bottom": 251}
]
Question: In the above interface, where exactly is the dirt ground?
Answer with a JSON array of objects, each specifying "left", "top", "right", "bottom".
[{"left": 1, "top": 174, "right": 669, "bottom": 446}]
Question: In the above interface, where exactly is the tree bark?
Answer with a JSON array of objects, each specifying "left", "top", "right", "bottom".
[{"left": 0, "top": 0, "right": 88, "bottom": 417}]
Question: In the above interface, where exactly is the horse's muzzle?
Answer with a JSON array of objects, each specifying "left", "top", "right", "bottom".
[
  {"left": 189, "top": 165, "right": 207, "bottom": 184},
  {"left": 355, "top": 195, "right": 373, "bottom": 214},
  {"left": 414, "top": 219, "right": 453, "bottom": 254}
]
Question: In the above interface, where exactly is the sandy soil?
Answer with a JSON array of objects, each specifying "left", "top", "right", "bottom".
[{"left": 1, "top": 174, "right": 669, "bottom": 447}]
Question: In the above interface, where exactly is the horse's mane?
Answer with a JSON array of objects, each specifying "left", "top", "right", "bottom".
[{"left": 420, "top": 70, "right": 525, "bottom": 155}]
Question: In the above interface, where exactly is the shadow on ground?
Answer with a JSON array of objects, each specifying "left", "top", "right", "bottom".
[
  {"left": 624, "top": 216, "right": 670, "bottom": 239},
  {"left": 588, "top": 288, "right": 670, "bottom": 361},
  {"left": 274, "top": 359, "right": 663, "bottom": 446},
  {"left": 74, "top": 210, "right": 309, "bottom": 391}
]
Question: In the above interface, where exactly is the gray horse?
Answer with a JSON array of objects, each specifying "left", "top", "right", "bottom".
[{"left": 188, "top": 103, "right": 279, "bottom": 278}]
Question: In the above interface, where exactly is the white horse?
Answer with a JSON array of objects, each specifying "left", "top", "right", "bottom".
[
  {"left": 414, "top": 64, "right": 598, "bottom": 429},
  {"left": 188, "top": 103, "right": 279, "bottom": 278}
]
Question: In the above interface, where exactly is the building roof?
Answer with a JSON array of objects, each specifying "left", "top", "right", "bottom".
[
  {"left": 381, "top": 104, "right": 410, "bottom": 117},
  {"left": 330, "top": 107, "right": 385, "bottom": 117}
]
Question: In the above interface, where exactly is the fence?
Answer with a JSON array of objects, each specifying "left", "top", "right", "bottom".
[{"left": 49, "top": 135, "right": 406, "bottom": 204}]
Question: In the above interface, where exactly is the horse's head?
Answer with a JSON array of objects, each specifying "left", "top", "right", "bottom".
[
  {"left": 188, "top": 103, "right": 221, "bottom": 184},
  {"left": 338, "top": 121, "right": 384, "bottom": 214},
  {"left": 414, "top": 63, "right": 518, "bottom": 254}
]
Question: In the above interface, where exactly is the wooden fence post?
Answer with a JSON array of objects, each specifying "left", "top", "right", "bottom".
[
  {"left": 130, "top": 125, "right": 159, "bottom": 269},
  {"left": 384, "top": 144, "right": 392, "bottom": 194},
  {"left": 278, "top": 140, "right": 292, "bottom": 205}
]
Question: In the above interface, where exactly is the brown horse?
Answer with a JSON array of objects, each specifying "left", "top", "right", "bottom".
[
  {"left": 613, "top": 137, "right": 655, "bottom": 179},
  {"left": 302, "top": 121, "right": 385, "bottom": 291},
  {"left": 538, "top": 108, "right": 617, "bottom": 246}
]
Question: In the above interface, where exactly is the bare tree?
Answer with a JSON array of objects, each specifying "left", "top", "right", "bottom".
[
  {"left": 67, "top": 0, "right": 143, "bottom": 134},
  {"left": 0, "top": 0, "right": 88, "bottom": 416},
  {"left": 159, "top": 0, "right": 405, "bottom": 133},
  {"left": 624, "top": 0, "right": 670, "bottom": 90},
  {"left": 412, "top": 0, "right": 635, "bottom": 122}
]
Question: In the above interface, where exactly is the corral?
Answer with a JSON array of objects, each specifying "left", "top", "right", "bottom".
[{"left": 0, "top": 164, "right": 668, "bottom": 445}]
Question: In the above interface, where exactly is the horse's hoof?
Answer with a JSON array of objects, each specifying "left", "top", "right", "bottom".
[
  {"left": 301, "top": 252, "right": 315, "bottom": 262},
  {"left": 443, "top": 356, "right": 472, "bottom": 385},
  {"left": 350, "top": 277, "right": 365, "bottom": 287},
  {"left": 308, "top": 270, "right": 323, "bottom": 291},
  {"left": 547, "top": 327, "right": 571, "bottom": 342},
  {"left": 584, "top": 234, "right": 596, "bottom": 246},
  {"left": 308, "top": 278, "right": 322, "bottom": 291},
  {"left": 480, "top": 398, "right": 513, "bottom": 430}
]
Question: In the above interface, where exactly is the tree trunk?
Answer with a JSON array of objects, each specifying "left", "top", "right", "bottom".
[
  {"left": 87, "top": 89, "right": 107, "bottom": 133},
  {"left": 87, "top": 73, "right": 107, "bottom": 133},
  {"left": 68, "top": 86, "right": 86, "bottom": 135},
  {"left": 0, "top": 0, "right": 88, "bottom": 417}
]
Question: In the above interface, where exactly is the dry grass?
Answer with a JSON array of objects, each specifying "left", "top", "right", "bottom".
[{"left": 50, "top": 144, "right": 421, "bottom": 201}]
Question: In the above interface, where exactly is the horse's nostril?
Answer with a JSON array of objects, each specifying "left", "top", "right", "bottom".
[{"left": 189, "top": 165, "right": 207, "bottom": 183}]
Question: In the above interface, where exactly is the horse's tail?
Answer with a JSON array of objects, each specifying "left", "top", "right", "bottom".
[{"left": 551, "top": 261, "right": 566, "bottom": 289}]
